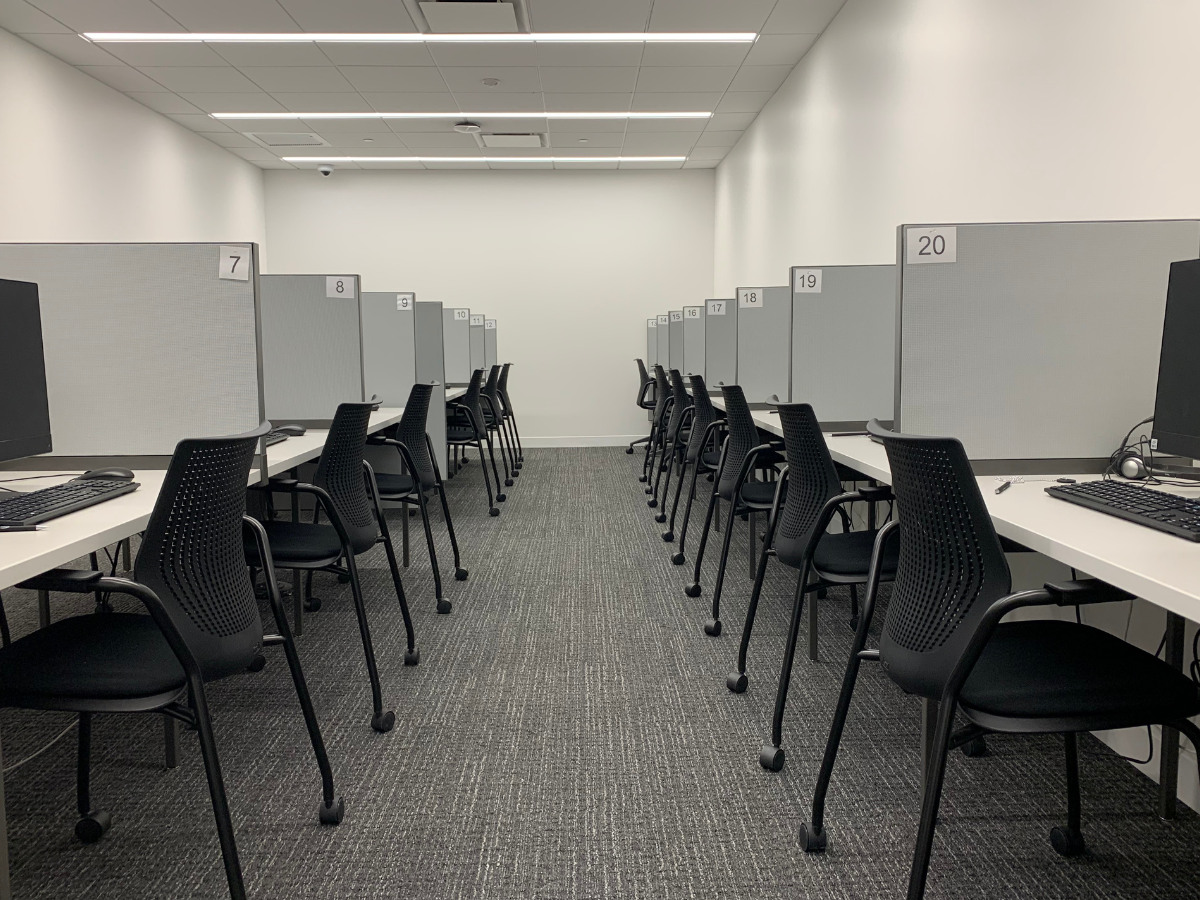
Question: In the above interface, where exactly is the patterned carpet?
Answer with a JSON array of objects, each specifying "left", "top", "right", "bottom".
[{"left": 1, "top": 447, "right": 1198, "bottom": 899}]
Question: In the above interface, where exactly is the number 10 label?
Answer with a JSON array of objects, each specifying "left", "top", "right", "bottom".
[{"left": 906, "top": 227, "right": 957, "bottom": 265}]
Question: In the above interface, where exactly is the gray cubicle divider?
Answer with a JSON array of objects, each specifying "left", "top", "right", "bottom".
[
  {"left": 469, "top": 313, "right": 486, "bottom": 371},
  {"left": 896, "top": 219, "right": 1200, "bottom": 466},
  {"left": 791, "top": 265, "right": 895, "bottom": 428},
  {"left": 704, "top": 298, "right": 736, "bottom": 389},
  {"left": 416, "top": 300, "right": 449, "bottom": 476},
  {"left": 260, "top": 274, "right": 364, "bottom": 424},
  {"left": 361, "top": 291, "right": 417, "bottom": 407},
  {"left": 655, "top": 314, "right": 670, "bottom": 367},
  {"left": 668, "top": 310, "right": 685, "bottom": 372},
  {"left": 485, "top": 318, "right": 498, "bottom": 368},
  {"left": 0, "top": 242, "right": 264, "bottom": 464},
  {"left": 443, "top": 306, "right": 472, "bottom": 384},
  {"left": 682, "top": 305, "right": 704, "bottom": 375},
  {"left": 646, "top": 318, "right": 657, "bottom": 365},
  {"left": 735, "top": 285, "right": 791, "bottom": 403}
]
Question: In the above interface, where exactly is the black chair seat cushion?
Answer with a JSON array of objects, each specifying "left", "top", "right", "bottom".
[
  {"left": 700, "top": 450, "right": 721, "bottom": 468},
  {"left": 446, "top": 426, "right": 479, "bottom": 442},
  {"left": 0, "top": 614, "right": 185, "bottom": 704},
  {"left": 961, "top": 620, "right": 1200, "bottom": 726},
  {"left": 740, "top": 481, "right": 780, "bottom": 507},
  {"left": 249, "top": 521, "right": 343, "bottom": 565},
  {"left": 373, "top": 472, "right": 416, "bottom": 498},
  {"left": 801, "top": 528, "right": 900, "bottom": 579}
]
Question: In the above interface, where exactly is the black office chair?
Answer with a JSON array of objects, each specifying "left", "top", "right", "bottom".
[
  {"left": 248, "top": 401, "right": 417, "bottom": 733},
  {"left": 800, "top": 418, "right": 1200, "bottom": 900},
  {"left": 640, "top": 365, "right": 671, "bottom": 485},
  {"left": 483, "top": 364, "right": 517, "bottom": 487},
  {"left": 665, "top": 373, "right": 723, "bottom": 556},
  {"left": 9, "top": 423, "right": 343, "bottom": 900},
  {"left": 684, "top": 384, "right": 783, "bottom": 637},
  {"left": 369, "top": 381, "right": 468, "bottom": 615},
  {"left": 649, "top": 369, "right": 693, "bottom": 514},
  {"left": 447, "top": 369, "right": 502, "bottom": 516},
  {"left": 627, "top": 358, "right": 657, "bottom": 456},
  {"left": 498, "top": 362, "right": 524, "bottom": 468}
]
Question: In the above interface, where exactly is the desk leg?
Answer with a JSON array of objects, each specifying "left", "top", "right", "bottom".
[
  {"left": 0, "top": 724, "right": 10, "bottom": 900},
  {"left": 121, "top": 538, "right": 131, "bottom": 572},
  {"left": 37, "top": 591, "right": 49, "bottom": 630},
  {"left": 921, "top": 698, "right": 939, "bottom": 796},
  {"left": 1160, "top": 612, "right": 1185, "bottom": 819},
  {"left": 163, "top": 715, "right": 179, "bottom": 769}
]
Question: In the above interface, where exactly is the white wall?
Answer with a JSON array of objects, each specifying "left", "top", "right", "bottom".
[
  {"left": 263, "top": 169, "right": 714, "bottom": 444},
  {"left": 0, "top": 28, "right": 264, "bottom": 244}
]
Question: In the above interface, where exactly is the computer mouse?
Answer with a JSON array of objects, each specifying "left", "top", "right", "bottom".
[
  {"left": 276, "top": 424, "right": 307, "bottom": 436},
  {"left": 77, "top": 468, "right": 135, "bottom": 482}
]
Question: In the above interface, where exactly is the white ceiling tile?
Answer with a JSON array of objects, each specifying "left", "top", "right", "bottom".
[
  {"left": 213, "top": 44, "right": 331, "bottom": 67},
  {"left": 139, "top": 66, "right": 261, "bottom": 92},
  {"left": 420, "top": 1, "right": 516, "bottom": 34},
  {"left": 638, "top": 43, "right": 749, "bottom": 67},
  {"left": 534, "top": 44, "right": 643, "bottom": 68},
  {"left": 318, "top": 132, "right": 408, "bottom": 147},
  {"left": 179, "top": 92, "right": 286, "bottom": 112},
  {"left": 0, "top": 0, "right": 70, "bottom": 32},
  {"left": 547, "top": 132, "right": 623, "bottom": 148},
  {"left": 682, "top": 158, "right": 718, "bottom": 168},
  {"left": 272, "top": 92, "right": 376, "bottom": 111},
  {"left": 253, "top": 159, "right": 298, "bottom": 168},
  {"left": 618, "top": 159, "right": 683, "bottom": 169},
  {"left": 241, "top": 66, "right": 355, "bottom": 93},
  {"left": 26, "top": 0, "right": 183, "bottom": 31},
  {"left": 538, "top": 67, "right": 638, "bottom": 93},
  {"left": 152, "top": 0, "right": 301, "bottom": 32},
  {"left": 201, "top": 132, "right": 259, "bottom": 148},
  {"left": 399, "top": 132, "right": 482, "bottom": 148},
  {"left": 316, "top": 43, "right": 436, "bottom": 66},
  {"left": 102, "top": 43, "right": 232, "bottom": 66},
  {"left": 229, "top": 146, "right": 281, "bottom": 161},
  {"left": 728, "top": 64, "right": 793, "bottom": 92},
  {"left": 305, "top": 116, "right": 391, "bottom": 132},
  {"left": 128, "top": 91, "right": 204, "bottom": 113},
  {"left": 554, "top": 159, "right": 619, "bottom": 169},
  {"left": 620, "top": 132, "right": 700, "bottom": 154},
  {"left": 635, "top": 66, "right": 737, "bottom": 93},
  {"left": 164, "top": 113, "right": 232, "bottom": 131},
  {"left": 546, "top": 116, "right": 625, "bottom": 133},
  {"left": 624, "top": 116, "right": 707, "bottom": 132},
  {"left": 438, "top": 66, "right": 542, "bottom": 94},
  {"left": 340, "top": 66, "right": 448, "bottom": 92},
  {"left": 526, "top": 0, "right": 651, "bottom": 32},
  {"left": 715, "top": 91, "right": 772, "bottom": 113},
  {"left": 276, "top": 0, "right": 416, "bottom": 31},
  {"left": 706, "top": 111, "right": 756, "bottom": 130},
  {"left": 428, "top": 42, "right": 538, "bottom": 68},
  {"left": 743, "top": 33, "right": 816, "bottom": 66},
  {"left": 630, "top": 92, "right": 720, "bottom": 112},
  {"left": 762, "top": 0, "right": 845, "bottom": 34},
  {"left": 77, "top": 63, "right": 165, "bottom": 92},
  {"left": 688, "top": 145, "right": 730, "bottom": 159},
  {"left": 452, "top": 92, "right": 544, "bottom": 112},
  {"left": 360, "top": 91, "right": 457, "bottom": 111},
  {"left": 695, "top": 129, "right": 741, "bottom": 147},
  {"left": 415, "top": 114, "right": 545, "bottom": 132},
  {"left": 542, "top": 92, "right": 631, "bottom": 112},
  {"left": 647, "top": 0, "right": 775, "bottom": 32},
  {"left": 18, "top": 33, "right": 122, "bottom": 64}
]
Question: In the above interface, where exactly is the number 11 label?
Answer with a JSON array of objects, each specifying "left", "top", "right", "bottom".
[{"left": 906, "top": 227, "right": 957, "bottom": 265}]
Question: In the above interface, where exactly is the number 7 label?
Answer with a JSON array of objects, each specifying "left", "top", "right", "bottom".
[{"left": 219, "top": 246, "right": 251, "bottom": 281}]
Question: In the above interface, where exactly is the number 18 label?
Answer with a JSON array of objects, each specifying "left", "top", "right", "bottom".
[
  {"left": 738, "top": 288, "right": 763, "bottom": 309},
  {"left": 906, "top": 227, "right": 957, "bottom": 265}
]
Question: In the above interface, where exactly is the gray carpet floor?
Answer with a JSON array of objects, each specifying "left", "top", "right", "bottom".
[{"left": 1, "top": 446, "right": 1199, "bottom": 898}]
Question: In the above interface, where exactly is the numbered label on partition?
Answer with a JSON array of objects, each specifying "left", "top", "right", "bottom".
[
  {"left": 485, "top": 319, "right": 497, "bottom": 330},
  {"left": 218, "top": 246, "right": 251, "bottom": 281},
  {"left": 669, "top": 311, "right": 683, "bottom": 322},
  {"left": 707, "top": 300, "right": 726, "bottom": 316},
  {"left": 793, "top": 268, "right": 822, "bottom": 294},
  {"left": 685, "top": 307, "right": 701, "bottom": 319},
  {"left": 471, "top": 314, "right": 484, "bottom": 326},
  {"left": 738, "top": 288, "right": 763, "bottom": 309},
  {"left": 906, "top": 227, "right": 957, "bottom": 265},
  {"left": 453, "top": 308, "right": 469, "bottom": 321},
  {"left": 396, "top": 292, "right": 414, "bottom": 311},
  {"left": 326, "top": 276, "right": 355, "bottom": 298},
  {"left": 657, "top": 315, "right": 669, "bottom": 326},
  {"left": 648, "top": 318, "right": 657, "bottom": 327}
]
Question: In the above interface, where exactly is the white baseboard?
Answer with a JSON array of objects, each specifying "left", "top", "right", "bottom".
[{"left": 520, "top": 435, "right": 646, "bottom": 448}]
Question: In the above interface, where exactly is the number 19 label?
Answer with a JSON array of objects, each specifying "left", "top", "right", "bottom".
[
  {"left": 793, "top": 268, "right": 822, "bottom": 294},
  {"left": 906, "top": 227, "right": 957, "bottom": 265}
]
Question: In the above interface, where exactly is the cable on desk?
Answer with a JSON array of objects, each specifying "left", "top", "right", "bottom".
[{"left": 2, "top": 719, "right": 77, "bottom": 775}]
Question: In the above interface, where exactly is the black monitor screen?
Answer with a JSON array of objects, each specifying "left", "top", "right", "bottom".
[
  {"left": 1151, "top": 259, "right": 1200, "bottom": 461},
  {"left": 0, "top": 278, "right": 52, "bottom": 463}
]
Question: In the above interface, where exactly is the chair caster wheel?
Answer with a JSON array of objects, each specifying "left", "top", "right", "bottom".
[
  {"left": 455, "top": 568, "right": 469, "bottom": 581},
  {"left": 626, "top": 447, "right": 634, "bottom": 454},
  {"left": 654, "top": 513, "right": 666, "bottom": 523},
  {"left": 75, "top": 810, "right": 112, "bottom": 844},
  {"left": 497, "top": 493, "right": 507, "bottom": 502},
  {"left": 247, "top": 653, "right": 267, "bottom": 673},
  {"left": 511, "top": 470, "right": 519, "bottom": 477},
  {"left": 726, "top": 671, "right": 747, "bottom": 693},
  {"left": 645, "top": 487, "right": 653, "bottom": 495},
  {"left": 505, "top": 479, "right": 514, "bottom": 487},
  {"left": 371, "top": 711, "right": 396, "bottom": 733},
  {"left": 318, "top": 797, "right": 346, "bottom": 825},
  {"left": 648, "top": 499, "right": 658, "bottom": 509},
  {"left": 404, "top": 647, "right": 421, "bottom": 665},
  {"left": 685, "top": 583, "right": 701, "bottom": 598},
  {"left": 759, "top": 744, "right": 785, "bottom": 772},
  {"left": 799, "top": 822, "right": 826, "bottom": 852},
  {"left": 1050, "top": 826, "right": 1086, "bottom": 857},
  {"left": 304, "top": 596, "right": 322, "bottom": 612},
  {"left": 436, "top": 599, "right": 452, "bottom": 614},
  {"left": 489, "top": 507, "right": 500, "bottom": 517},
  {"left": 661, "top": 531, "right": 674, "bottom": 542},
  {"left": 672, "top": 552, "right": 685, "bottom": 565},
  {"left": 960, "top": 735, "right": 989, "bottom": 757},
  {"left": 337, "top": 574, "right": 350, "bottom": 584},
  {"left": 638, "top": 475, "right": 648, "bottom": 483},
  {"left": 704, "top": 618, "right": 722, "bottom": 637},
  {"left": 848, "top": 615, "right": 859, "bottom": 633}
]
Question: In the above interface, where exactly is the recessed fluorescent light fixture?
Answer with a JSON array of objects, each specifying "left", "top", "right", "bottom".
[
  {"left": 280, "top": 156, "right": 687, "bottom": 162},
  {"left": 213, "top": 111, "right": 711, "bottom": 120},
  {"left": 83, "top": 32, "right": 756, "bottom": 44}
]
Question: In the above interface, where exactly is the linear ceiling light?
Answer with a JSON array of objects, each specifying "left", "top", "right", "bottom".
[
  {"left": 82, "top": 32, "right": 756, "bottom": 44},
  {"left": 213, "top": 111, "right": 711, "bottom": 120},
  {"left": 279, "top": 156, "right": 687, "bottom": 162}
]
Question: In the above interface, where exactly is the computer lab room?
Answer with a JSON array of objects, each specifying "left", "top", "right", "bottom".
[{"left": 2, "top": 1, "right": 1200, "bottom": 898}]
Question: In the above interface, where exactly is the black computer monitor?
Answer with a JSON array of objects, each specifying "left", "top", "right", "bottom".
[
  {"left": 0, "top": 278, "right": 53, "bottom": 463},
  {"left": 1150, "top": 259, "right": 1200, "bottom": 461}
]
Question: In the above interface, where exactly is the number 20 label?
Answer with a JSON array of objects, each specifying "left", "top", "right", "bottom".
[{"left": 906, "top": 227, "right": 957, "bottom": 265}]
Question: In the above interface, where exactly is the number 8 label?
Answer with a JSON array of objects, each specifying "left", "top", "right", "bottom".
[{"left": 326, "top": 276, "right": 355, "bottom": 298}]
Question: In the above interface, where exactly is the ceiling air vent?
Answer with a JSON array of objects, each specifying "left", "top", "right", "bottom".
[
  {"left": 481, "top": 133, "right": 545, "bottom": 148},
  {"left": 420, "top": 1, "right": 518, "bottom": 33},
  {"left": 246, "top": 132, "right": 329, "bottom": 148}
]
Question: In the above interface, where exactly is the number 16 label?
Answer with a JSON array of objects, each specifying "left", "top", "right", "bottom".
[{"left": 906, "top": 227, "right": 957, "bottom": 265}]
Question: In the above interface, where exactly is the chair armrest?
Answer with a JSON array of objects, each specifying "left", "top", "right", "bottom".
[
  {"left": 857, "top": 484, "right": 893, "bottom": 503},
  {"left": 17, "top": 568, "right": 103, "bottom": 593},
  {"left": 1044, "top": 578, "right": 1136, "bottom": 606}
]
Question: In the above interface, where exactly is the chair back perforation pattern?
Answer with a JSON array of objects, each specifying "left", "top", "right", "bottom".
[
  {"left": 636, "top": 359, "right": 652, "bottom": 409},
  {"left": 773, "top": 403, "right": 843, "bottom": 567},
  {"left": 395, "top": 382, "right": 437, "bottom": 488},
  {"left": 454, "top": 369, "right": 486, "bottom": 440},
  {"left": 685, "top": 375, "right": 716, "bottom": 463},
  {"left": 666, "top": 369, "right": 691, "bottom": 439},
  {"left": 498, "top": 363, "right": 514, "bottom": 413},
  {"left": 483, "top": 365, "right": 504, "bottom": 423},
  {"left": 716, "top": 385, "right": 759, "bottom": 501},
  {"left": 315, "top": 402, "right": 378, "bottom": 555},
  {"left": 651, "top": 365, "right": 669, "bottom": 423}
]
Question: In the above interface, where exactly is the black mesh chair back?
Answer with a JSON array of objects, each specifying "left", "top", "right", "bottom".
[
  {"left": 498, "top": 363, "right": 515, "bottom": 413},
  {"left": 636, "top": 359, "right": 654, "bottom": 409},
  {"left": 870, "top": 420, "right": 1012, "bottom": 700},
  {"left": 684, "top": 374, "right": 717, "bottom": 463},
  {"left": 665, "top": 369, "right": 691, "bottom": 437},
  {"left": 772, "top": 402, "right": 845, "bottom": 568},
  {"left": 716, "top": 384, "right": 760, "bottom": 501},
  {"left": 314, "top": 402, "right": 379, "bottom": 556},
  {"left": 135, "top": 423, "right": 268, "bottom": 682},
  {"left": 394, "top": 382, "right": 438, "bottom": 489},
  {"left": 483, "top": 364, "right": 503, "bottom": 420},
  {"left": 651, "top": 365, "right": 669, "bottom": 424},
  {"left": 456, "top": 368, "right": 486, "bottom": 439}
]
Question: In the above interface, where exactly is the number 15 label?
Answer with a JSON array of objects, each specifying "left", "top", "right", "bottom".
[
  {"left": 219, "top": 246, "right": 250, "bottom": 281},
  {"left": 906, "top": 227, "right": 957, "bottom": 265}
]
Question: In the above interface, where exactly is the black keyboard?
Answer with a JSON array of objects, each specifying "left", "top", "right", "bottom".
[
  {"left": 1045, "top": 480, "right": 1200, "bottom": 541},
  {"left": 264, "top": 431, "right": 289, "bottom": 447},
  {"left": 0, "top": 478, "right": 139, "bottom": 527}
]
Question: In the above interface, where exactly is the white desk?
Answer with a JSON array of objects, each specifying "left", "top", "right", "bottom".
[{"left": 446, "top": 386, "right": 467, "bottom": 402}]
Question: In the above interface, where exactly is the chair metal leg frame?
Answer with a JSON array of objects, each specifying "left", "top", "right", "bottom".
[
  {"left": 649, "top": 424, "right": 677, "bottom": 511},
  {"left": 450, "top": 438, "right": 499, "bottom": 516},
  {"left": 75, "top": 712, "right": 111, "bottom": 842},
  {"left": 482, "top": 395, "right": 515, "bottom": 486},
  {"left": 670, "top": 420, "right": 723, "bottom": 562},
  {"left": 645, "top": 400, "right": 673, "bottom": 496},
  {"left": 640, "top": 415, "right": 660, "bottom": 483},
  {"left": 628, "top": 434, "right": 650, "bottom": 453},
  {"left": 662, "top": 451, "right": 690, "bottom": 542},
  {"left": 426, "top": 433, "right": 469, "bottom": 582},
  {"left": 398, "top": 492, "right": 447, "bottom": 609},
  {"left": 482, "top": 434, "right": 507, "bottom": 503},
  {"left": 506, "top": 408, "right": 524, "bottom": 463},
  {"left": 684, "top": 449, "right": 727, "bottom": 599},
  {"left": 365, "top": 460, "right": 431, "bottom": 631},
  {"left": 704, "top": 490, "right": 744, "bottom": 638}
]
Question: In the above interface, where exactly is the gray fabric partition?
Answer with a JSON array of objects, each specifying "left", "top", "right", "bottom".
[
  {"left": 682, "top": 305, "right": 704, "bottom": 376},
  {"left": 484, "top": 319, "right": 498, "bottom": 368},
  {"left": 469, "top": 314, "right": 486, "bottom": 371},
  {"left": 416, "top": 301, "right": 448, "bottom": 476},
  {"left": 647, "top": 318, "right": 657, "bottom": 365},
  {"left": 443, "top": 306, "right": 472, "bottom": 384},
  {"left": 897, "top": 219, "right": 1200, "bottom": 463},
  {"left": 704, "top": 298, "right": 736, "bottom": 389},
  {"left": 667, "top": 311, "right": 685, "bottom": 372},
  {"left": 0, "top": 242, "right": 262, "bottom": 457},
  {"left": 791, "top": 265, "right": 895, "bottom": 427},
  {"left": 260, "top": 274, "right": 364, "bottom": 422},
  {"left": 655, "top": 314, "right": 670, "bottom": 367},
  {"left": 361, "top": 291, "right": 417, "bottom": 408},
  {"left": 735, "top": 285, "right": 790, "bottom": 403}
]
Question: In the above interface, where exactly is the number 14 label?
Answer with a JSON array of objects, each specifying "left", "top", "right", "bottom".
[{"left": 906, "top": 227, "right": 957, "bottom": 265}]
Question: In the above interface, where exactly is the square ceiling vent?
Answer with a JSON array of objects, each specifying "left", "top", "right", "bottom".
[
  {"left": 246, "top": 132, "right": 329, "bottom": 148},
  {"left": 420, "top": 1, "right": 518, "bottom": 33},
  {"left": 481, "top": 133, "right": 545, "bottom": 148}
]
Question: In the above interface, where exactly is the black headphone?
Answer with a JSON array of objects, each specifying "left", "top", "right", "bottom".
[{"left": 1113, "top": 450, "right": 1148, "bottom": 480}]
